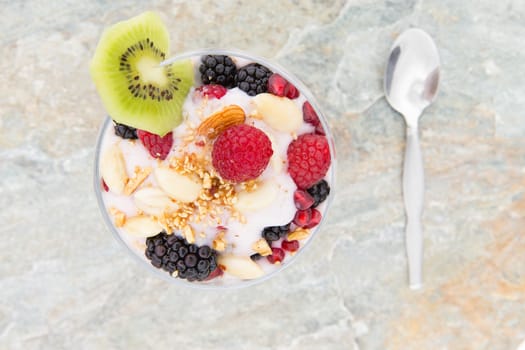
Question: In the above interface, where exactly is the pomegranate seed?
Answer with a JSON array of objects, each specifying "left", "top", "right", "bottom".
[
  {"left": 101, "top": 178, "right": 109, "bottom": 192},
  {"left": 293, "top": 189, "right": 315, "bottom": 210},
  {"left": 268, "top": 73, "right": 288, "bottom": 97},
  {"left": 294, "top": 208, "right": 312, "bottom": 227},
  {"left": 285, "top": 83, "right": 299, "bottom": 99},
  {"left": 205, "top": 266, "right": 224, "bottom": 280},
  {"left": 315, "top": 123, "right": 326, "bottom": 135},
  {"left": 196, "top": 84, "right": 227, "bottom": 99},
  {"left": 305, "top": 208, "right": 322, "bottom": 228},
  {"left": 281, "top": 240, "right": 299, "bottom": 252},
  {"left": 302, "top": 101, "right": 320, "bottom": 126},
  {"left": 195, "top": 140, "right": 206, "bottom": 147},
  {"left": 267, "top": 247, "right": 285, "bottom": 264}
]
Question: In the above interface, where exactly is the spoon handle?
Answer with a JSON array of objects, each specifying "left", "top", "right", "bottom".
[{"left": 403, "top": 125, "right": 424, "bottom": 289}]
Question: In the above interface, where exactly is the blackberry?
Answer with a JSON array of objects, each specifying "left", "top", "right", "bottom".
[
  {"left": 199, "top": 55, "right": 237, "bottom": 88},
  {"left": 250, "top": 253, "right": 263, "bottom": 261},
  {"left": 306, "top": 180, "right": 330, "bottom": 207},
  {"left": 145, "top": 232, "right": 219, "bottom": 282},
  {"left": 235, "top": 63, "right": 272, "bottom": 96},
  {"left": 262, "top": 223, "right": 291, "bottom": 242},
  {"left": 113, "top": 121, "right": 137, "bottom": 139}
]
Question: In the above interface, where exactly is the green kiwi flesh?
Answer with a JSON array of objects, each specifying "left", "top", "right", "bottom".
[{"left": 90, "top": 11, "right": 193, "bottom": 136}]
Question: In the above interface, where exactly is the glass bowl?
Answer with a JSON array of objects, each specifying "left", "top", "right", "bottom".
[{"left": 93, "top": 49, "right": 336, "bottom": 289}]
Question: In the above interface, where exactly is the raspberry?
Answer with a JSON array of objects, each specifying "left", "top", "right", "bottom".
[
  {"left": 267, "top": 247, "right": 285, "bottom": 264},
  {"left": 281, "top": 240, "right": 299, "bottom": 252},
  {"left": 267, "top": 73, "right": 300, "bottom": 99},
  {"left": 212, "top": 124, "right": 273, "bottom": 182},
  {"left": 195, "top": 84, "right": 227, "bottom": 99},
  {"left": 137, "top": 130, "right": 173, "bottom": 160},
  {"left": 302, "top": 101, "right": 320, "bottom": 127},
  {"left": 287, "top": 133, "right": 331, "bottom": 189},
  {"left": 293, "top": 189, "right": 314, "bottom": 210}
]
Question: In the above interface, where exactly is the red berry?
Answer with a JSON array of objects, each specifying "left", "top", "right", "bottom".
[
  {"left": 285, "top": 83, "right": 299, "bottom": 99},
  {"left": 315, "top": 123, "right": 326, "bottom": 135},
  {"left": 302, "top": 101, "right": 320, "bottom": 126},
  {"left": 306, "top": 208, "right": 322, "bottom": 228},
  {"left": 195, "top": 84, "right": 227, "bottom": 99},
  {"left": 205, "top": 266, "right": 224, "bottom": 280},
  {"left": 268, "top": 73, "right": 300, "bottom": 99},
  {"left": 293, "top": 208, "right": 312, "bottom": 227},
  {"left": 267, "top": 247, "right": 285, "bottom": 264},
  {"left": 212, "top": 124, "right": 273, "bottom": 182},
  {"left": 293, "top": 189, "right": 315, "bottom": 210},
  {"left": 137, "top": 130, "right": 173, "bottom": 160},
  {"left": 281, "top": 240, "right": 299, "bottom": 252},
  {"left": 287, "top": 133, "right": 331, "bottom": 189},
  {"left": 268, "top": 73, "right": 287, "bottom": 97},
  {"left": 101, "top": 178, "right": 109, "bottom": 192}
]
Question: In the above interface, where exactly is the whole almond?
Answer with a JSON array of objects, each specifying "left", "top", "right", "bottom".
[
  {"left": 100, "top": 144, "right": 128, "bottom": 194},
  {"left": 196, "top": 104, "right": 246, "bottom": 139}
]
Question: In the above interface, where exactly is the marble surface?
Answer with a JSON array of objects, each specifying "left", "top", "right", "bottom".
[{"left": 1, "top": 1, "right": 525, "bottom": 349}]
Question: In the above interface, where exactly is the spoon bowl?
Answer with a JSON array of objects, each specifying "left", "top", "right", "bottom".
[{"left": 384, "top": 28, "right": 440, "bottom": 289}]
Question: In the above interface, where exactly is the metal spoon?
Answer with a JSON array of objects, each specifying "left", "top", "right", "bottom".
[{"left": 384, "top": 28, "right": 440, "bottom": 289}]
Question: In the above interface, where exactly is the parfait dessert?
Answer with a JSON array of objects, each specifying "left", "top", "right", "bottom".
[{"left": 92, "top": 12, "right": 334, "bottom": 286}]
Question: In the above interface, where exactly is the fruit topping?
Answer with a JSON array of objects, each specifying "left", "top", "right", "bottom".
[
  {"left": 293, "top": 208, "right": 322, "bottom": 228},
  {"left": 262, "top": 224, "right": 291, "bottom": 242},
  {"left": 101, "top": 178, "right": 109, "bottom": 192},
  {"left": 212, "top": 124, "right": 273, "bottom": 182},
  {"left": 195, "top": 84, "right": 228, "bottom": 99},
  {"left": 293, "top": 189, "right": 315, "bottom": 210},
  {"left": 267, "top": 73, "right": 299, "bottom": 99},
  {"left": 287, "top": 133, "right": 331, "bottom": 189},
  {"left": 90, "top": 11, "right": 194, "bottom": 136},
  {"left": 306, "top": 180, "right": 330, "bottom": 208},
  {"left": 302, "top": 101, "right": 320, "bottom": 126},
  {"left": 281, "top": 240, "right": 299, "bottom": 252},
  {"left": 145, "top": 232, "right": 219, "bottom": 281},
  {"left": 267, "top": 247, "right": 285, "bottom": 264},
  {"left": 114, "top": 121, "right": 138, "bottom": 139},
  {"left": 137, "top": 130, "right": 173, "bottom": 160},
  {"left": 235, "top": 63, "right": 272, "bottom": 96},
  {"left": 196, "top": 105, "right": 246, "bottom": 139},
  {"left": 199, "top": 55, "right": 237, "bottom": 88},
  {"left": 218, "top": 254, "right": 265, "bottom": 279},
  {"left": 252, "top": 93, "right": 302, "bottom": 132}
]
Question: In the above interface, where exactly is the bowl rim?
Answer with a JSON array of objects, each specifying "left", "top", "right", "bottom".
[{"left": 93, "top": 48, "right": 337, "bottom": 290}]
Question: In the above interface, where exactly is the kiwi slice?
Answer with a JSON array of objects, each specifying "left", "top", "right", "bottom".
[{"left": 90, "top": 12, "right": 193, "bottom": 136}]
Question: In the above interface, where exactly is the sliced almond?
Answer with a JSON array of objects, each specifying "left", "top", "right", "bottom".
[
  {"left": 218, "top": 254, "right": 264, "bottom": 280},
  {"left": 134, "top": 187, "right": 178, "bottom": 216},
  {"left": 287, "top": 228, "right": 310, "bottom": 241},
  {"left": 123, "top": 215, "right": 163, "bottom": 237},
  {"left": 235, "top": 180, "right": 278, "bottom": 213},
  {"left": 100, "top": 144, "right": 128, "bottom": 194},
  {"left": 196, "top": 104, "right": 246, "bottom": 139},
  {"left": 184, "top": 225, "right": 195, "bottom": 244},
  {"left": 154, "top": 167, "right": 202, "bottom": 203},
  {"left": 252, "top": 93, "right": 302, "bottom": 132},
  {"left": 212, "top": 231, "right": 227, "bottom": 252},
  {"left": 252, "top": 238, "right": 272, "bottom": 256},
  {"left": 124, "top": 166, "right": 152, "bottom": 195}
]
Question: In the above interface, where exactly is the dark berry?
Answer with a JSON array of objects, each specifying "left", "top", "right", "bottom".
[
  {"left": 199, "top": 55, "right": 237, "bottom": 88},
  {"left": 262, "top": 224, "right": 290, "bottom": 242},
  {"left": 235, "top": 63, "right": 272, "bottom": 96},
  {"left": 250, "top": 253, "right": 263, "bottom": 261},
  {"left": 144, "top": 232, "right": 219, "bottom": 282},
  {"left": 267, "top": 247, "right": 285, "bottom": 264},
  {"left": 306, "top": 180, "right": 330, "bottom": 207},
  {"left": 113, "top": 121, "right": 137, "bottom": 139}
]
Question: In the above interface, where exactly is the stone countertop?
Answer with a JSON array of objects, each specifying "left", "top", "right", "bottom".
[{"left": 1, "top": 1, "right": 524, "bottom": 349}]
